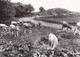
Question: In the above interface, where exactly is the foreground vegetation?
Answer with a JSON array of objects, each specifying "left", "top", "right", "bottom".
[
  {"left": 0, "top": 0, "right": 34, "bottom": 23},
  {"left": 0, "top": 25, "right": 80, "bottom": 57}
]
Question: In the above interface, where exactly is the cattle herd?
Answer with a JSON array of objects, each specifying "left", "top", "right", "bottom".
[
  {"left": 0, "top": 20, "right": 42, "bottom": 37},
  {"left": 0, "top": 20, "right": 80, "bottom": 37}
]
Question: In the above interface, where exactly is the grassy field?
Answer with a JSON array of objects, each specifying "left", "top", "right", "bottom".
[
  {"left": 35, "top": 16, "right": 80, "bottom": 25},
  {"left": 0, "top": 16, "right": 80, "bottom": 57},
  {"left": 0, "top": 25, "right": 80, "bottom": 57}
]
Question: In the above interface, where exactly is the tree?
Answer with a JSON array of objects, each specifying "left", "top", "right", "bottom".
[
  {"left": 14, "top": 3, "right": 34, "bottom": 17},
  {"left": 0, "top": 0, "right": 16, "bottom": 23},
  {"left": 25, "top": 4, "right": 34, "bottom": 13},
  {"left": 14, "top": 2, "right": 24, "bottom": 17},
  {"left": 24, "top": 4, "right": 34, "bottom": 16},
  {"left": 39, "top": 6, "right": 45, "bottom": 12}
]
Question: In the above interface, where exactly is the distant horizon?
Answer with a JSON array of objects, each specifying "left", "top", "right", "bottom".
[
  {"left": 33, "top": 8, "right": 80, "bottom": 13},
  {"left": 11, "top": 0, "right": 80, "bottom": 12}
]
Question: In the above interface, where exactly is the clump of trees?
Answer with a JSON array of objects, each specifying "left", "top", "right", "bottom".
[
  {"left": 36, "top": 8, "right": 80, "bottom": 17},
  {"left": 0, "top": 0, "right": 34, "bottom": 23},
  {"left": 14, "top": 3, "right": 34, "bottom": 17},
  {"left": 0, "top": 0, "right": 15, "bottom": 23},
  {"left": 39, "top": 6, "right": 45, "bottom": 12}
]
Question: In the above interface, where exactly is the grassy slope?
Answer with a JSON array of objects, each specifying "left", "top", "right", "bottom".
[
  {"left": 3, "top": 26, "right": 80, "bottom": 50},
  {"left": 0, "top": 26, "right": 80, "bottom": 56},
  {"left": 35, "top": 16, "right": 80, "bottom": 25}
]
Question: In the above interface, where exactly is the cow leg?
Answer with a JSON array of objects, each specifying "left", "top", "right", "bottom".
[
  {"left": 74, "top": 28, "right": 77, "bottom": 35},
  {"left": 16, "top": 31, "right": 19, "bottom": 37},
  {"left": 74, "top": 31, "right": 76, "bottom": 35},
  {"left": 11, "top": 31, "right": 12, "bottom": 35},
  {"left": 14, "top": 31, "right": 16, "bottom": 37},
  {"left": 24, "top": 29, "right": 26, "bottom": 34},
  {"left": 79, "top": 31, "right": 80, "bottom": 35},
  {"left": 62, "top": 27, "right": 64, "bottom": 31},
  {"left": 66, "top": 27, "right": 68, "bottom": 32},
  {"left": 62, "top": 26, "right": 64, "bottom": 30}
]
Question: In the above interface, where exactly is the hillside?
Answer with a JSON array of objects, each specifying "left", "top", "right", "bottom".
[
  {"left": 34, "top": 8, "right": 80, "bottom": 17},
  {"left": 34, "top": 8, "right": 80, "bottom": 25}
]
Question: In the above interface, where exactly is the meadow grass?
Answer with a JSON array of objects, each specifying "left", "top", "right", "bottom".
[{"left": 0, "top": 25, "right": 80, "bottom": 57}]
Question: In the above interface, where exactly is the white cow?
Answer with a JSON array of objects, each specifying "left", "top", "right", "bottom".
[
  {"left": 39, "top": 33, "right": 58, "bottom": 57},
  {"left": 30, "top": 20, "right": 42, "bottom": 27},
  {"left": 74, "top": 22, "right": 80, "bottom": 35},
  {"left": 48, "top": 33, "right": 58, "bottom": 49},
  {"left": 23, "top": 23, "right": 32, "bottom": 33},
  {"left": 11, "top": 21, "right": 17, "bottom": 24},
  {"left": 9, "top": 22, "right": 19, "bottom": 37},
  {"left": 61, "top": 21, "right": 72, "bottom": 32},
  {"left": 47, "top": 33, "right": 58, "bottom": 57},
  {"left": 76, "top": 22, "right": 80, "bottom": 30},
  {"left": 0, "top": 24, "right": 8, "bottom": 32}
]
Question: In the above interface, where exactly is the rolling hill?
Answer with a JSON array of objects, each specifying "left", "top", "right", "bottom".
[{"left": 34, "top": 8, "right": 80, "bottom": 17}]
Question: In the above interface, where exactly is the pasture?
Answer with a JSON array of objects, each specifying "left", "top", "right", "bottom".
[
  {"left": 0, "top": 24, "right": 80, "bottom": 57},
  {"left": 0, "top": 17, "right": 80, "bottom": 57},
  {"left": 35, "top": 16, "right": 80, "bottom": 25}
]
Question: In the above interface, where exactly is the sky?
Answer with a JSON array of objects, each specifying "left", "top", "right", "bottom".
[{"left": 11, "top": 0, "right": 80, "bottom": 12}]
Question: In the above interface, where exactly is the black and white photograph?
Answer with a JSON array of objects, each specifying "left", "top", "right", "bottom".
[{"left": 0, "top": 0, "right": 80, "bottom": 57}]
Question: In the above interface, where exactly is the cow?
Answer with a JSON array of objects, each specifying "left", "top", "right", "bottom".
[
  {"left": 74, "top": 22, "right": 80, "bottom": 35},
  {"left": 39, "top": 33, "right": 58, "bottom": 57},
  {"left": 47, "top": 33, "right": 58, "bottom": 57},
  {"left": 61, "top": 21, "right": 72, "bottom": 32},
  {"left": 9, "top": 21, "right": 20, "bottom": 37},
  {"left": 0, "top": 24, "right": 8, "bottom": 32},
  {"left": 23, "top": 23, "right": 32, "bottom": 33}
]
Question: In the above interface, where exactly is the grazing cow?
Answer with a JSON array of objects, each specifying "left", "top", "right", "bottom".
[
  {"left": 74, "top": 22, "right": 80, "bottom": 35},
  {"left": 62, "top": 21, "right": 72, "bottom": 32},
  {"left": 17, "top": 20, "right": 24, "bottom": 26},
  {"left": 47, "top": 33, "right": 58, "bottom": 57},
  {"left": 0, "top": 24, "right": 8, "bottom": 32},
  {"left": 23, "top": 23, "right": 32, "bottom": 33},
  {"left": 30, "top": 20, "right": 42, "bottom": 27},
  {"left": 76, "top": 22, "right": 80, "bottom": 30},
  {"left": 39, "top": 33, "right": 58, "bottom": 57},
  {"left": 74, "top": 28, "right": 80, "bottom": 35},
  {"left": 11, "top": 21, "right": 17, "bottom": 24},
  {"left": 9, "top": 22, "right": 19, "bottom": 37},
  {"left": 26, "top": 21, "right": 35, "bottom": 28}
]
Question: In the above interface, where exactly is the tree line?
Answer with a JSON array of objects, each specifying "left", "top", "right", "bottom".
[
  {"left": 0, "top": 0, "right": 34, "bottom": 23},
  {"left": 0, "top": 0, "right": 80, "bottom": 24}
]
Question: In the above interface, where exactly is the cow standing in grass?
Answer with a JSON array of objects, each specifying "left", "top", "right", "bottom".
[
  {"left": 62, "top": 21, "right": 72, "bottom": 32},
  {"left": 47, "top": 33, "right": 58, "bottom": 57},
  {"left": 0, "top": 24, "right": 8, "bottom": 32},
  {"left": 0, "top": 24, "right": 9, "bottom": 37},
  {"left": 9, "top": 21, "right": 20, "bottom": 37},
  {"left": 74, "top": 22, "right": 80, "bottom": 35},
  {"left": 30, "top": 20, "right": 42, "bottom": 28},
  {"left": 39, "top": 33, "right": 58, "bottom": 57},
  {"left": 23, "top": 23, "right": 32, "bottom": 33}
]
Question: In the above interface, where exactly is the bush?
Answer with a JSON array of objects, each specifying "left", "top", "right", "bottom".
[{"left": 0, "top": 0, "right": 16, "bottom": 23}]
